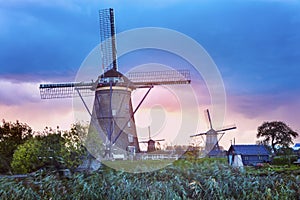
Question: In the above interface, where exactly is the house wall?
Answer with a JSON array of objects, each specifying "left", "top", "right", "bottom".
[{"left": 241, "top": 155, "right": 270, "bottom": 166}]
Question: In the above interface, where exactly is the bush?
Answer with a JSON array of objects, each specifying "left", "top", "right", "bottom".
[{"left": 272, "top": 155, "right": 298, "bottom": 165}]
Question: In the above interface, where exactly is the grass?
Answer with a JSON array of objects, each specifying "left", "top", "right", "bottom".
[
  {"left": 102, "top": 159, "right": 175, "bottom": 173},
  {"left": 1, "top": 158, "right": 300, "bottom": 199},
  {"left": 245, "top": 163, "right": 300, "bottom": 176}
]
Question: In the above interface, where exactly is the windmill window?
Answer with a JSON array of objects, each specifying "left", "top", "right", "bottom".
[
  {"left": 127, "top": 146, "right": 135, "bottom": 153},
  {"left": 100, "top": 77, "right": 110, "bottom": 83},
  {"left": 112, "top": 110, "right": 117, "bottom": 116},
  {"left": 128, "top": 121, "right": 131, "bottom": 128},
  {"left": 128, "top": 134, "right": 133, "bottom": 143}
]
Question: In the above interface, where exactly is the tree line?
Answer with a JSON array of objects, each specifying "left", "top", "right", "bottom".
[{"left": 0, "top": 119, "right": 298, "bottom": 174}]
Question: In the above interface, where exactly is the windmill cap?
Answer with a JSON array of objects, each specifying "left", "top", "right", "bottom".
[{"left": 99, "top": 68, "right": 134, "bottom": 86}]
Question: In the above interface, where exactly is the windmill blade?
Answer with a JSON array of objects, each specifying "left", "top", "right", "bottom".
[
  {"left": 39, "top": 82, "right": 95, "bottom": 99},
  {"left": 139, "top": 141, "right": 149, "bottom": 143},
  {"left": 190, "top": 133, "right": 205, "bottom": 148},
  {"left": 216, "top": 126, "right": 237, "bottom": 132},
  {"left": 139, "top": 139, "right": 165, "bottom": 143},
  {"left": 206, "top": 109, "right": 213, "bottom": 129},
  {"left": 99, "top": 8, "right": 117, "bottom": 72},
  {"left": 190, "top": 132, "right": 207, "bottom": 137},
  {"left": 217, "top": 132, "right": 225, "bottom": 144},
  {"left": 154, "top": 139, "right": 165, "bottom": 142},
  {"left": 211, "top": 132, "right": 225, "bottom": 151},
  {"left": 148, "top": 126, "right": 151, "bottom": 140},
  {"left": 127, "top": 69, "right": 191, "bottom": 86}
]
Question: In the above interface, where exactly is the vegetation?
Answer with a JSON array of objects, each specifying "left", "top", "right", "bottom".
[
  {"left": 1, "top": 119, "right": 300, "bottom": 199},
  {"left": 11, "top": 137, "right": 45, "bottom": 174},
  {"left": 1, "top": 159, "right": 300, "bottom": 199},
  {"left": 11, "top": 125, "right": 87, "bottom": 174},
  {"left": 257, "top": 121, "right": 298, "bottom": 154},
  {"left": 0, "top": 120, "right": 33, "bottom": 174},
  {"left": 0, "top": 121, "right": 86, "bottom": 175},
  {"left": 271, "top": 155, "right": 298, "bottom": 166}
]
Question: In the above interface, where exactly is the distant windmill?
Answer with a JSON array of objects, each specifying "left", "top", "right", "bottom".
[
  {"left": 139, "top": 126, "right": 165, "bottom": 152},
  {"left": 39, "top": 8, "right": 191, "bottom": 159},
  {"left": 190, "top": 109, "right": 236, "bottom": 154}
]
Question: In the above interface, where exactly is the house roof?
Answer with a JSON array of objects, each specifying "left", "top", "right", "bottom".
[
  {"left": 208, "top": 149, "right": 224, "bottom": 156},
  {"left": 229, "top": 145, "right": 270, "bottom": 156},
  {"left": 294, "top": 143, "right": 300, "bottom": 148},
  {"left": 293, "top": 143, "right": 300, "bottom": 150}
]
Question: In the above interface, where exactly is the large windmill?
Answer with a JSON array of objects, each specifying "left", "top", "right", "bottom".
[
  {"left": 39, "top": 8, "right": 191, "bottom": 159},
  {"left": 190, "top": 109, "right": 236, "bottom": 154},
  {"left": 139, "top": 126, "right": 165, "bottom": 152}
]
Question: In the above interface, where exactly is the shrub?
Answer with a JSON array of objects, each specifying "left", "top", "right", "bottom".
[{"left": 272, "top": 155, "right": 298, "bottom": 165}]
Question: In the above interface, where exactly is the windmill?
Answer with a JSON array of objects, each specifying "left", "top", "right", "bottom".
[
  {"left": 190, "top": 109, "right": 236, "bottom": 155},
  {"left": 39, "top": 8, "right": 191, "bottom": 159},
  {"left": 139, "top": 126, "right": 165, "bottom": 152}
]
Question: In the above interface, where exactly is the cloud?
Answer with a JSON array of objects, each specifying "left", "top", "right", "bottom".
[
  {"left": 0, "top": 100, "right": 74, "bottom": 132},
  {"left": 1, "top": 0, "right": 300, "bottom": 148},
  {"left": 0, "top": 79, "right": 74, "bottom": 131},
  {"left": 0, "top": 78, "right": 76, "bottom": 106},
  {"left": 0, "top": 0, "right": 95, "bottom": 11},
  {"left": 0, "top": 1, "right": 98, "bottom": 78},
  {"left": 0, "top": 79, "right": 41, "bottom": 106},
  {"left": 1, "top": 0, "right": 300, "bottom": 87},
  {"left": 228, "top": 91, "right": 300, "bottom": 119},
  {"left": 210, "top": 91, "right": 300, "bottom": 150}
]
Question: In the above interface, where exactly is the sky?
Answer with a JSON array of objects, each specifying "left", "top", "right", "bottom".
[{"left": 1, "top": 0, "right": 300, "bottom": 150}]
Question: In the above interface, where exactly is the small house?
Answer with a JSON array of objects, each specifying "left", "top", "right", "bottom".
[
  {"left": 293, "top": 143, "right": 300, "bottom": 151},
  {"left": 228, "top": 145, "right": 271, "bottom": 166},
  {"left": 293, "top": 143, "right": 300, "bottom": 157}
]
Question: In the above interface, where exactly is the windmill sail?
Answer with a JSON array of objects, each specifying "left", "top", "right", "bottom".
[
  {"left": 127, "top": 70, "right": 191, "bottom": 87},
  {"left": 39, "top": 69, "right": 191, "bottom": 99},
  {"left": 216, "top": 126, "right": 237, "bottom": 132},
  {"left": 206, "top": 109, "right": 213, "bottom": 129},
  {"left": 99, "top": 8, "right": 117, "bottom": 72},
  {"left": 39, "top": 82, "right": 94, "bottom": 99}
]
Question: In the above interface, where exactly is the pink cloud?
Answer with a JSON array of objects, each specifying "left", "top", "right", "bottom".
[
  {"left": 220, "top": 92, "right": 300, "bottom": 149},
  {"left": 1, "top": 78, "right": 299, "bottom": 150},
  {"left": 0, "top": 79, "right": 74, "bottom": 131}
]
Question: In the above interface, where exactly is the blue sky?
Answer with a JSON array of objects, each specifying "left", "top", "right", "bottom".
[
  {"left": 1, "top": 0, "right": 300, "bottom": 147},
  {"left": 1, "top": 0, "right": 300, "bottom": 90}
]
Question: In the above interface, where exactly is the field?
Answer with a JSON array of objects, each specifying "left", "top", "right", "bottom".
[
  {"left": 101, "top": 159, "right": 176, "bottom": 173},
  {"left": 0, "top": 158, "right": 300, "bottom": 199}
]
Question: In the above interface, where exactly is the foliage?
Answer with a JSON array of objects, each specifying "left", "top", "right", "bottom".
[
  {"left": 257, "top": 121, "right": 298, "bottom": 154},
  {"left": 272, "top": 155, "right": 298, "bottom": 166},
  {"left": 60, "top": 123, "right": 88, "bottom": 171},
  {"left": 84, "top": 124, "right": 105, "bottom": 159},
  {"left": 11, "top": 138, "right": 44, "bottom": 174},
  {"left": 0, "top": 120, "right": 33, "bottom": 174},
  {"left": 1, "top": 159, "right": 300, "bottom": 199},
  {"left": 11, "top": 132, "right": 66, "bottom": 174},
  {"left": 11, "top": 125, "right": 87, "bottom": 174}
]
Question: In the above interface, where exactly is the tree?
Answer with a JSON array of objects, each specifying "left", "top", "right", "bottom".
[
  {"left": 0, "top": 120, "right": 33, "bottom": 173},
  {"left": 257, "top": 121, "right": 298, "bottom": 154},
  {"left": 11, "top": 138, "right": 44, "bottom": 174},
  {"left": 61, "top": 123, "right": 88, "bottom": 171},
  {"left": 11, "top": 125, "right": 87, "bottom": 174},
  {"left": 11, "top": 131, "right": 67, "bottom": 174}
]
